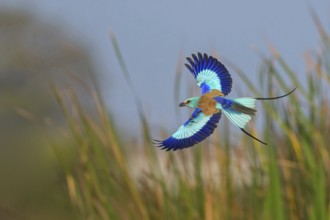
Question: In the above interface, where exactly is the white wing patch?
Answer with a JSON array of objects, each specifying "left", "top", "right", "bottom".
[
  {"left": 172, "top": 113, "right": 212, "bottom": 140},
  {"left": 196, "top": 70, "right": 221, "bottom": 91}
]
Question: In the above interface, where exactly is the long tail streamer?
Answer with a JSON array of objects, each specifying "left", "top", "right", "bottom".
[{"left": 240, "top": 88, "right": 296, "bottom": 145}]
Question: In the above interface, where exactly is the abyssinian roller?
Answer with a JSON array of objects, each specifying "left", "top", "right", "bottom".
[{"left": 154, "top": 52, "right": 295, "bottom": 151}]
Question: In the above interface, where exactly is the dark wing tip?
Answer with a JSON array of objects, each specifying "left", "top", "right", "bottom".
[
  {"left": 198, "top": 52, "right": 203, "bottom": 60},
  {"left": 192, "top": 53, "right": 198, "bottom": 63},
  {"left": 152, "top": 139, "right": 165, "bottom": 147},
  {"left": 185, "top": 63, "right": 194, "bottom": 73},
  {"left": 186, "top": 57, "right": 194, "bottom": 65}
]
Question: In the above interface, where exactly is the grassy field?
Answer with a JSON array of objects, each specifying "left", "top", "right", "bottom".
[{"left": 51, "top": 20, "right": 330, "bottom": 220}]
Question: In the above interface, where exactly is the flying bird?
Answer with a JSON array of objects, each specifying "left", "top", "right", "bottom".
[{"left": 154, "top": 52, "right": 295, "bottom": 151}]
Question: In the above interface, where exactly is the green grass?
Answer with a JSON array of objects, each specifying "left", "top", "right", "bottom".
[{"left": 52, "top": 22, "right": 330, "bottom": 220}]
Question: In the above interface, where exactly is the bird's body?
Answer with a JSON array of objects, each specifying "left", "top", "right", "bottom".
[
  {"left": 154, "top": 52, "right": 295, "bottom": 151},
  {"left": 186, "top": 90, "right": 222, "bottom": 115}
]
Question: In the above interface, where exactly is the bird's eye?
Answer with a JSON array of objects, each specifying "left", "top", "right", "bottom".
[{"left": 186, "top": 100, "right": 191, "bottom": 103}]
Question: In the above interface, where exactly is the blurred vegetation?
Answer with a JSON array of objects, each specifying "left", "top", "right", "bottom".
[
  {"left": 2, "top": 9, "right": 330, "bottom": 220},
  {"left": 0, "top": 11, "right": 98, "bottom": 219},
  {"left": 53, "top": 16, "right": 330, "bottom": 220}
]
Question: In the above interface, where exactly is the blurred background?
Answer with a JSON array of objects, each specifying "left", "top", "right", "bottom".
[{"left": 0, "top": 1, "right": 330, "bottom": 219}]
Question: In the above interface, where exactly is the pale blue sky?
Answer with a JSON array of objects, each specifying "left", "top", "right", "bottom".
[{"left": 2, "top": 0, "right": 330, "bottom": 138}]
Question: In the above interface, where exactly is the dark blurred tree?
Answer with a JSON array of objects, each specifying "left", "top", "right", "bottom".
[{"left": 0, "top": 11, "right": 98, "bottom": 219}]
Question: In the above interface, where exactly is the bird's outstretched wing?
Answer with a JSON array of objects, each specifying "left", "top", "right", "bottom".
[
  {"left": 185, "top": 52, "right": 232, "bottom": 95},
  {"left": 154, "top": 109, "right": 221, "bottom": 151}
]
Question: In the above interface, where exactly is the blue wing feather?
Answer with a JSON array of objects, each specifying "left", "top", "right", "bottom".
[
  {"left": 155, "top": 109, "right": 221, "bottom": 151},
  {"left": 185, "top": 52, "right": 232, "bottom": 95}
]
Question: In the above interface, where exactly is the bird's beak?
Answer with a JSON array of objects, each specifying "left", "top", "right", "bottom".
[{"left": 179, "top": 102, "right": 185, "bottom": 107}]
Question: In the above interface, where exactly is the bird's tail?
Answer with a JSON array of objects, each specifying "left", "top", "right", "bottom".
[
  {"left": 220, "top": 97, "right": 266, "bottom": 144},
  {"left": 220, "top": 88, "right": 296, "bottom": 145},
  {"left": 221, "top": 97, "right": 256, "bottom": 129}
]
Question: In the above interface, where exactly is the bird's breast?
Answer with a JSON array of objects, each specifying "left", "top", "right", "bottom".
[{"left": 198, "top": 95, "right": 218, "bottom": 116}]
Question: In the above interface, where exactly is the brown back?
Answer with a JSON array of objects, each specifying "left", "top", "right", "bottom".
[{"left": 197, "top": 90, "right": 224, "bottom": 115}]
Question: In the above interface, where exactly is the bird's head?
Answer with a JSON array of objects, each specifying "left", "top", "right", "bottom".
[{"left": 179, "top": 96, "right": 200, "bottom": 108}]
